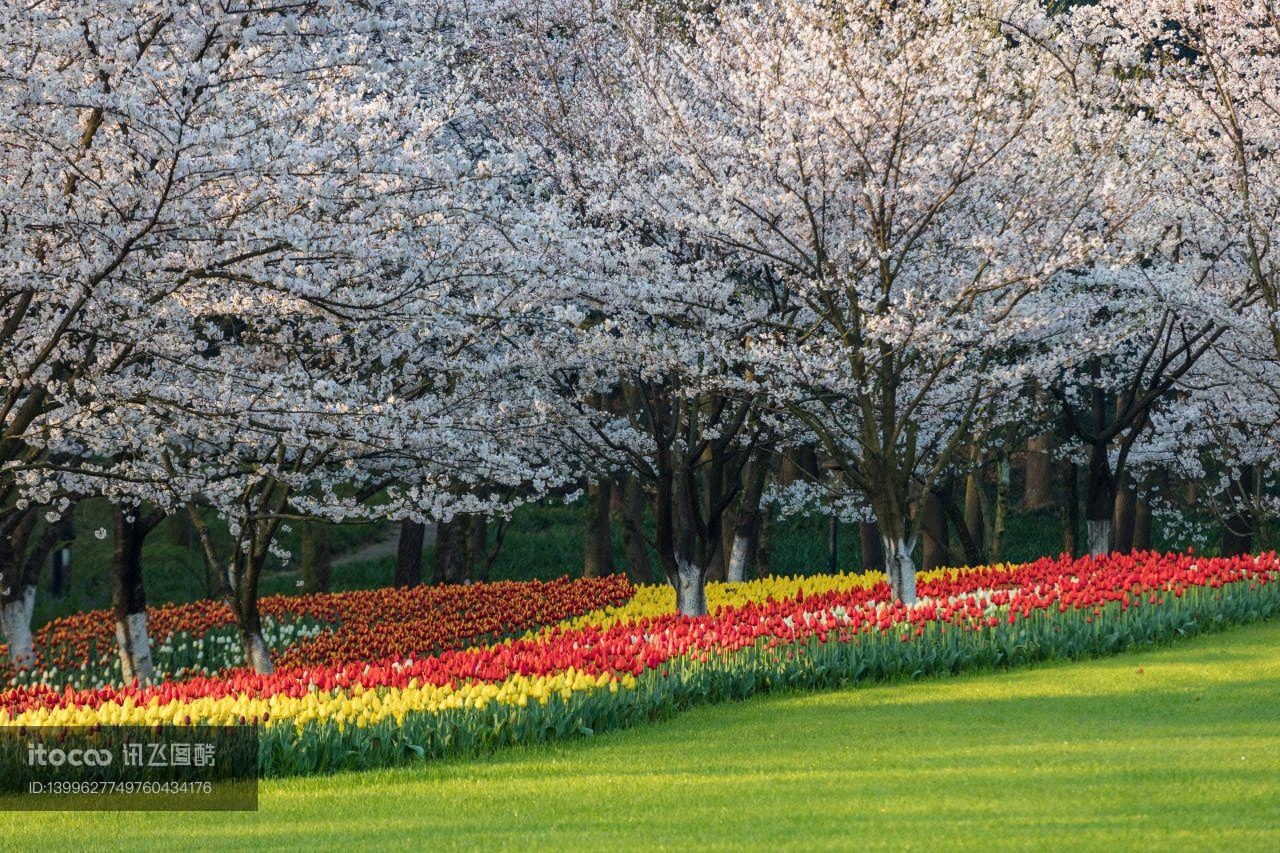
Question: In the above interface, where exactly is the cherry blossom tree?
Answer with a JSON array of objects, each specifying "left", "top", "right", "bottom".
[
  {"left": 2, "top": 0, "right": 580, "bottom": 673},
  {"left": 472, "top": 0, "right": 802, "bottom": 614},
  {"left": 611, "top": 0, "right": 1152, "bottom": 602},
  {"left": 32, "top": 181, "right": 584, "bottom": 676},
  {"left": 1041, "top": 1, "right": 1280, "bottom": 555},
  {"left": 1136, "top": 337, "right": 1280, "bottom": 555},
  {"left": 1040, "top": 266, "right": 1241, "bottom": 556},
  {"left": 1096, "top": 1, "right": 1280, "bottom": 355}
]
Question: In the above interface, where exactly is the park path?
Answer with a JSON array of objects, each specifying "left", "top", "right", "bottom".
[{"left": 333, "top": 522, "right": 437, "bottom": 568}]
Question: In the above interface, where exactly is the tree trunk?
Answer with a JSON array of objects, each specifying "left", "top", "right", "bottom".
[
  {"left": 619, "top": 477, "right": 656, "bottom": 582},
  {"left": 882, "top": 535, "right": 918, "bottom": 606},
  {"left": 727, "top": 456, "right": 769, "bottom": 582},
  {"left": 940, "top": 491, "right": 982, "bottom": 566},
  {"left": 1133, "top": 495, "right": 1152, "bottom": 551},
  {"left": 964, "top": 468, "right": 985, "bottom": 561},
  {"left": 434, "top": 518, "right": 464, "bottom": 584},
  {"left": 115, "top": 612, "right": 152, "bottom": 685},
  {"left": 990, "top": 454, "right": 1010, "bottom": 562},
  {"left": 0, "top": 585, "right": 35, "bottom": 669},
  {"left": 232, "top": 554, "right": 273, "bottom": 675},
  {"left": 583, "top": 479, "right": 614, "bottom": 578},
  {"left": 704, "top": 543, "right": 727, "bottom": 582},
  {"left": 300, "top": 519, "right": 332, "bottom": 593},
  {"left": 237, "top": 549, "right": 274, "bottom": 674},
  {"left": 1023, "top": 433, "right": 1054, "bottom": 510},
  {"left": 242, "top": 626, "right": 273, "bottom": 674},
  {"left": 1086, "top": 520, "right": 1112, "bottom": 558},
  {"left": 703, "top": 446, "right": 728, "bottom": 582},
  {"left": 825, "top": 515, "right": 839, "bottom": 573},
  {"left": 1112, "top": 480, "right": 1137, "bottom": 554},
  {"left": 860, "top": 520, "right": 886, "bottom": 573},
  {"left": 112, "top": 506, "right": 155, "bottom": 685},
  {"left": 920, "top": 488, "right": 952, "bottom": 571},
  {"left": 184, "top": 491, "right": 281, "bottom": 675},
  {"left": 1222, "top": 466, "right": 1256, "bottom": 557},
  {"left": 468, "top": 515, "right": 489, "bottom": 582},
  {"left": 674, "top": 557, "right": 708, "bottom": 617},
  {"left": 394, "top": 519, "right": 426, "bottom": 587},
  {"left": 50, "top": 546, "right": 70, "bottom": 599},
  {"left": 1061, "top": 460, "right": 1080, "bottom": 556},
  {"left": 779, "top": 447, "right": 817, "bottom": 487},
  {"left": 49, "top": 516, "right": 74, "bottom": 599},
  {"left": 655, "top": 451, "right": 710, "bottom": 617},
  {"left": 756, "top": 503, "right": 775, "bottom": 576},
  {"left": 726, "top": 531, "right": 750, "bottom": 583},
  {"left": 0, "top": 511, "right": 38, "bottom": 669},
  {"left": 1084, "top": 442, "right": 1115, "bottom": 557},
  {"left": 720, "top": 504, "right": 738, "bottom": 581}
]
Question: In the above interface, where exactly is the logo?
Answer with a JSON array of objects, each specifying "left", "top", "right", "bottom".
[{"left": 26, "top": 743, "right": 113, "bottom": 767}]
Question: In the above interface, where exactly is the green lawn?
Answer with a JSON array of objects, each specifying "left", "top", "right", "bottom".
[{"left": 5, "top": 618, "right": 1278, "bottom": 851}]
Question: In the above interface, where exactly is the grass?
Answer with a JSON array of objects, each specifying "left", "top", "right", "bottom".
[{"left": 4, "top": 617, "right": 1277, "bottom": 850}]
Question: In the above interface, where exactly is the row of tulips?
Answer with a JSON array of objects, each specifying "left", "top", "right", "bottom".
[
  {"left": 257, "top": 550, "right": 1278, "bottom": 775},
  {"left": 0, "top": 572, "right": 886, "bottom": 725},
  {"left": 8, "top": 617, "right": 333, "bottom": 693},
  {"left": 2, "top": 551, "right": 1277, "bottom": 781},
  {"left": 0, "top": 569, "right": 909, "bottom": 720},
  {"left": 529, "top": 570, "right": 891, "bottom": 637},
  {"left": 4, "top": 575, "right": 635, "bottom": 690},
  {"left": 273, "top": 575, "right": 635, "bottom": 668}
]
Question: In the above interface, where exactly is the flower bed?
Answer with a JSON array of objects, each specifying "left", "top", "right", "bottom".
[
  {"left": 2, "top": 552, "right": 1275, "bottom": 778},
  {"left": 4, "top": 575, "right": 634, "bottom": 689},
  {"left": 532, "top": 570, "right": 890, "bottom": 636}
]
